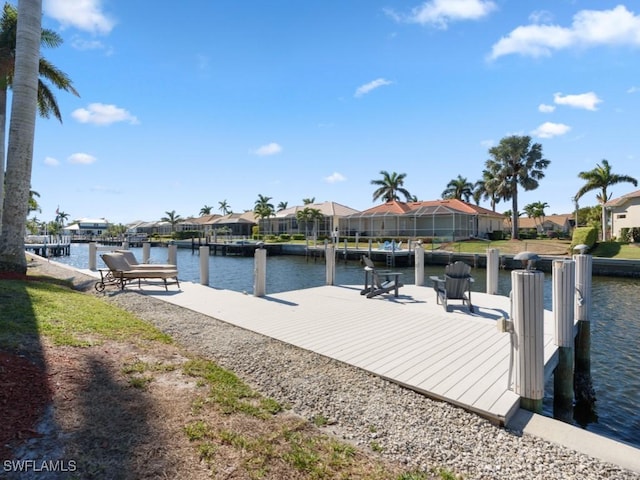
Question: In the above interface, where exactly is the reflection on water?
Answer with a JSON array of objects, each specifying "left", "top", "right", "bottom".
[{"left": 55, "top": 244, "right": 640, "bottom": 448}]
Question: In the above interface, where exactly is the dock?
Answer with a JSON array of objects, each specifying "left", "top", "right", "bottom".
[
  {"left": 140, "top": 282, "right": 560, "bottom": 426},
  {"left": 24, "top": 236, "right": 71, "bottom": 257}
]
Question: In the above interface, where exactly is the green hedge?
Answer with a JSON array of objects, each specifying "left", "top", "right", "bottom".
[{"left": 571, "top": 226, "right": 598, "bottom": 252}]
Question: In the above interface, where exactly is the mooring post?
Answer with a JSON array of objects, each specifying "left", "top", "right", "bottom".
[
  {"left": 199, "top": 246, "right": 210, "bottom": 285},
  {"left": 254, "top": 247, "right": 266, "bottom": 297},
  {"left": 168, "top": 243, "right": 178, "bottom": 266},
  {"left": 343, "top": 239, "right": 348, "bottom": 264},
  {"left": 368, "top": 239, "right": 372, "bottom": 258},
  {"left": 414, "top": 243, "right": 425, "bottom": 286},
  {"left": 89, "top": 242, "right": 97, "bottom": 270},
  {"left": 486, "top": 248, "right": 499, "bottom": 295},
  {"left": 326, "top": 244, "right": 336, "bottom": 285},
  {"left": 142, "top": 242, "right": 151, "bottom": 264},
  {"left": 511, "top": 269, "right": 545, "bottom": 413},
  {"left": 552, "top": 259, "right": 576, "bottom": 422},
  {"left": 573, "top": 251, "right": 594, "bottom": 408}
]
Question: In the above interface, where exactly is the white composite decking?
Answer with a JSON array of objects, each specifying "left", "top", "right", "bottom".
[{"left": 141, "top": 281, "right": 560, "bottom": 425}]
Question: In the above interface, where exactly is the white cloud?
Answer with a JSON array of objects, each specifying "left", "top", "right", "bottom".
[
  {"left": 324, "top": 172, "right": 346, "bottom": 183},
  {"left": 489, "top": 5, "right": 640, "bottom": 60},
  {"left": 68, "top": 153, "right": 97, "bottom": 165},
  {"left": 531, "top": 122, "right": 571, "bottom": 138},
  {"left": 72, "top": 103, "right": 139, "bottom": 126},
  {"left": 44, "top": 156, "right": 60, "bottom": 166},
  {"left": 538, "top": 104, "right": 555, "bottom": 113},
  {"left": 480, "top": 139, "right": 494, "bottom": 148},
  {"left": 386, "top": 0, "right": 496, "bottom": 29},
  {"left": 627, "top": 86, "right": 639, "bottom": 94},
  {"left": 44, "top": 0, "right": 115, "bottom": 34},
  {"left": 355, "top": 78, "right": 393, "bottom": 98},
  {"left": 553, "top": 92, "right": 602, "bottom": 111},
  {"left": 252, "top": 143, "right": 282, "bottom": 156}
]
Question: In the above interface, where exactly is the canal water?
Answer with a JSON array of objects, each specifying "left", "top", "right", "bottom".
[{"left": 54, "top": 244, "right": 640, "bottom": 449}]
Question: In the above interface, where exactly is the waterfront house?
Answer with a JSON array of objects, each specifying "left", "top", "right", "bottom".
[
  {"left": 267, "top": 201, "right": 359, "bottom": 238},
  {"left": 605, "top": 189, "right": 640, "bottom": 241},
  {"left": 510, "top": 214, "right": 574, "bottom": 238},
  {"left": 340, "top": 199, "right": 504, "bottom": 240},
  {"left": 64, "top": 217, "right": 110, "bottom": 240}
]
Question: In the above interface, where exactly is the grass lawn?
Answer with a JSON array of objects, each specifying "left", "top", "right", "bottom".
[{"left": 0, "top": 274, "right": 452, "bottom": 480}]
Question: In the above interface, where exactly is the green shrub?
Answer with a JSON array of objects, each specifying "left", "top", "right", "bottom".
[
  {"left": 571, "top": 226, "right": 598, "bottom": 252},
  {"left": 278, "top": 234, "right": 291, "bottom": 242},
  {"left": 620, "top": 228, "right": 631, "bottom": 243},
  {"left": 488, "top": 230, "right": 504, "bottom": 241},
  {"left": 291, "top": 234, "right": 305, "bottom": 241},
  {"left": 174, "top": 230, "right": 200, "bottom": 240}
]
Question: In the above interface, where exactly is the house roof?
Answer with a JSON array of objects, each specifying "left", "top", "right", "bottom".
[
  {"left": 347, "top": 199, "right": 504, "bottom": 218},
  {"left": 513, "top": 214, "right": 573, "bottom": 229},
  {"left": 604, "top": 189, "right": 640, "bottom": 207},
  {"left": 274, "top": 201, "right": 359, "bottom": 218},
  {"left": 212, "top": 212, "right": 257, "bottom": 224}
]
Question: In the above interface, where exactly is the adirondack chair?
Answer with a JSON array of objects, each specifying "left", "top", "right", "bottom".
[
  {"left": 360, "top": 256, "right": 403, "bottom": 298},
  {"left": 429, "top": 261, "right": 474, "bottom": 312}
]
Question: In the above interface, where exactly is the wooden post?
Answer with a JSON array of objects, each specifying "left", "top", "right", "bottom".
[
  {"left": 89, "top": 242, "right": 97, "bottom": 270},
  {"left": 343, "top": 239, "right": 348, "bottom": 264},
  {"left": 368, "top": 239, "right": 372, "bottom": 258},
  {"left": 142, "top": 242, "right": 151, "bottom": 264},
  {"left": 552, "top": 259, "right": 575, "bottom": 421},
  {"left": 199, "top": 246, "right": 209, "bottom": 285},
  {"left": 486, "top": 248, "right": 499, "bottom": 295},
  {"left": 254, "top": 248, "right": 266, "bottom": 297},
  {"left": 326, "top": 244, "right": 335, "bottom": 285},
  {"left": 414, "top": 244, "right": 425, "bottom": 286},
  {"left": 168, "top": 243, "right": 178, "bottom": 266},
  {"left": 511, "top": 269, "right": 545, "bottom": 413}
]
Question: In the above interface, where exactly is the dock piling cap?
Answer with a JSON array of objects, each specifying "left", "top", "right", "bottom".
[
  {"left": 514, "top": 251, "right": 540, "bottom": 270},
  {"left": 573, "top": 244, "right": 589, "bottom": 254}
]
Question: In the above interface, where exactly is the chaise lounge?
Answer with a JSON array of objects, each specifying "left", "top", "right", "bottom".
[{"left": 96, "top": 252, "right": 180, "bottom": 292}]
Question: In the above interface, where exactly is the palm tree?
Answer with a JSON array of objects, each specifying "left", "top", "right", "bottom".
[
  {"left": 296, "top": 207, "right": 323, "bottom": 238},
  {"left": 199, "top": 205, "right": 213, "bottom": 216},
  {"left": 254, "top": 194, "right": 274, "bottom": 236},
  {"left": 161, "top": 210, "right": 182, "bottom": 232},
  {"left": 54, "top": 208, "right": 69, "bottom": 226},
  {"left": 574, "top": 159, "right": 638, "bottom": 241},
  {"left": 27, "top": 189, "right": 40, "bottom": 214},
  {"left": 473, "top": 168, "right": 506, "bottom": 211},
  {"left": 277, "top": 201, "right": 288, "bottom": 211},
  {"left": 441, "top": 175, "right": 473, "bottom": 202},
  {"left": 302, "top": 197, "right": 315, "bottom": 205},
  {"left": 485, "top": 135, "right": 550, "bottom": 240},
  {"left": 218, "top": 200, "right": 231, "bottom": 215},
  {"left": 371, "top": 170, "right": 412, "bottom": 203},
  {"left": 0, "top": 3, "right": 79, "bottom": 228},
  {"left": 0, "top": 0, "right": 42, "bottom": 272}
]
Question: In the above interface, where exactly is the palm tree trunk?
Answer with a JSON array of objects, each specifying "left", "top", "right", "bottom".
[
  {"left": 511, "top": 188, "right": 519, "bottom": 240},
  {"left": 0, "top": 0, "right": 42, "bottom": 273},
  {"left": 0, "top": 86, "right": 6, "bottom": 231}
]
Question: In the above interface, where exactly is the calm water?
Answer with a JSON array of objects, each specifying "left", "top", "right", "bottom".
[{"left": 55, "top": 244, "right": 640, "bottom": 448}]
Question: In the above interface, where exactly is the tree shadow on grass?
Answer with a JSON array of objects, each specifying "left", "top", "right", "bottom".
[{"left": 65, "top": 355, "right": 156, "bottom": 479}]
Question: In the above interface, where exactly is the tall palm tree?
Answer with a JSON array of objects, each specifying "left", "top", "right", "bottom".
[
  {"left": 302, "top": 197, "right": 315, "bottom": 205},
  {"left": 277, "top": 201, "right": 288, "bottom": 211},
  {"left": 485, "top": 135, "right": 550, "bottom": 240},
  {"left": 218, "top": 200, "right": 231, "bottom": 215},
  {"left": 473, "top": 168, "right": 506, "bottom": 211},
  {"left": 371, "top": 170, "right": 412, "bottom": 203},
  {"left": 0, "top": 3, "right": 79, "bottom": 228},
  {"left": 199, "top": 205, "right": 213, "bottom": 216},
  {"left": 0, "top": 0, "right": 41, "bottom": 272},
  {"left": 161, "top": 210, "right": 182, "bottom": 232},
  {"left": 441, "top": 175, "right": 473, "bottom": 202},
  {"left": 254, "top": 194, "right": 274, "bottom": 236},
  {"left": 574, "top": 159, "right": 638, "bottom": 241},
  {"left": 55, "top": 209, "right": 69, "bottom": 226}
]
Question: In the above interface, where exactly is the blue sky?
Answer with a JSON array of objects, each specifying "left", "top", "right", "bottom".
[{"left": 20, "top": 0, "right": 640, "bottom": 224}]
